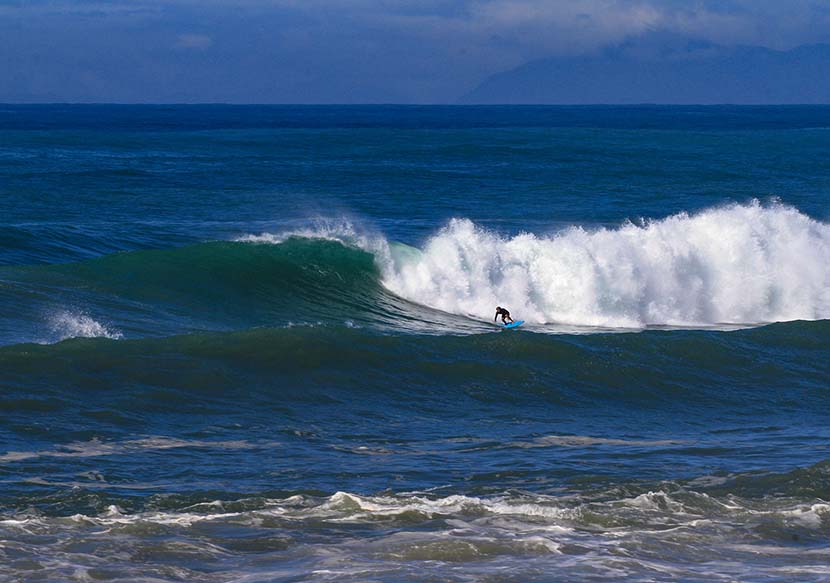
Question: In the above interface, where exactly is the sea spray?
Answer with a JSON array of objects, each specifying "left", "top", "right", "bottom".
[
  {"left": 48, "top": 310, "right": 122, "bottom": 342},
  {"left": 238, "top": 217, "right": 392, "bottom": 265}
]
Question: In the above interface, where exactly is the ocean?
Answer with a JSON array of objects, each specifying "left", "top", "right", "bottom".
[{"left": 0, "top": 104, "right": 828, "bottom": 582}]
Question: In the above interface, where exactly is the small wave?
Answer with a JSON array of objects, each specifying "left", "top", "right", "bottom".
[
  {"left": 5, "top": 474, "right": 828, "bottom": 528},
  {"left": 48, "top": 310, "right": 122, "bottom": 341}
]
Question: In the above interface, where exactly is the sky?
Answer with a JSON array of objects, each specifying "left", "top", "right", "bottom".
[{"left": 1, "top": 0, "right": 830, "bottom": 103}]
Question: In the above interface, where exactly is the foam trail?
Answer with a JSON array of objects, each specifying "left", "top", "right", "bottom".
[{"left": 381, "top": 202, "right": 830, "bottom": 327}]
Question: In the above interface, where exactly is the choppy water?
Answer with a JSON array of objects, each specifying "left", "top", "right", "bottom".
[{"left": 0, "top": 105, "right": 829, "bottom": 582}]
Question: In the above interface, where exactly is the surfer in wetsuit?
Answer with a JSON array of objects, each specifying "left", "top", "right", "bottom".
[{"left": 494, "top": 306, "right": 514, "bottom": 325}]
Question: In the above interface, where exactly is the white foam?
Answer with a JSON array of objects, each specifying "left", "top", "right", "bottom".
[
  {"left": 382, "top": 202, "right": 830, "bottom": 327},
  {"left": 49, "top": 310, "right": 122, "bottom": 341},
  {"left": 780, "top": 503, "right": 830, "bottom": 528},
  {"left": 274, "top": 491, "right": 582, "bottom": 525},
  {"left": 319, "top": 492, "right": 483, "bottom": 519},
  {"left": 624, "top": 491, "right": 689, "bottom": 513}
]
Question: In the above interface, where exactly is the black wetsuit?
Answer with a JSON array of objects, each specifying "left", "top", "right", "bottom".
[{"left": 495, "top": 307, "right": 513, "bottom": 324}]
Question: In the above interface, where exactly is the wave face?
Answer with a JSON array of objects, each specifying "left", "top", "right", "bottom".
[
  {"left": 0, "top": 236, "right": 464, "bottom": 345},
  {"left": 381, "top": 202, "right": 830, "bottom": 327}
]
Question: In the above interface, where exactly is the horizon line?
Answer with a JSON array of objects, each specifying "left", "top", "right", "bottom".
[{"left": 3, "top": 102, "right": 830, "bottom": 107}]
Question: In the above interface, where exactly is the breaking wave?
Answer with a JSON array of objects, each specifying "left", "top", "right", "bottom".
[{"left": 3, "top": 201, "right": 828, "bottom": 347}]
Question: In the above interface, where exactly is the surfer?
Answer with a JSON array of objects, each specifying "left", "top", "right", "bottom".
[{"left": 494, "top": 306, "right": 514, "bottom": 325}]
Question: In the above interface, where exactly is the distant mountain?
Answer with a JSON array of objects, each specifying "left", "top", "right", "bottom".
[{"left": 460, "top": 37, "right": 830, "bottom": 104}]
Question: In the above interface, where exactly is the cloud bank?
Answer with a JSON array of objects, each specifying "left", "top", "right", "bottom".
[{"left": 1, "top": 0, "right": 829, "bottom": 102}]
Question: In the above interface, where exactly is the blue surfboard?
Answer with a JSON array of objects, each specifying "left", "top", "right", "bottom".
[{"left": 503, "top": 320, "right": 524, "bottom": 329}]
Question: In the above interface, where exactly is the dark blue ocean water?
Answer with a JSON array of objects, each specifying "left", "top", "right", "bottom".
[{"left": 0, "top": 105, "right": 829, "bottom": 582}]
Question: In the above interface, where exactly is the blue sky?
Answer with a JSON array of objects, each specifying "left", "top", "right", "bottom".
[{"left": 2, "top": 0, "right": 829, "bottom": 103}]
